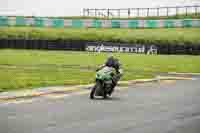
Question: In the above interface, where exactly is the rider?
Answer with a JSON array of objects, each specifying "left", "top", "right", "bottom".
[{"left": 97, "top": 54, "right": 123, "bottom": 95}]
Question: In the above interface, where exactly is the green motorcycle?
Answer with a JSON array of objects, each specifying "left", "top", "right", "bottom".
[{"left": 90, "top": 66, "right": 116, "bottom": 99}]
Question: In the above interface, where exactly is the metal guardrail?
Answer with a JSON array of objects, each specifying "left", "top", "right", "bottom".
[{"left": 83, "top": 5, "right": 200, "bottom": 18}]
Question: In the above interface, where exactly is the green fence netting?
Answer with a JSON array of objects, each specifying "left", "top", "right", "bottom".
[
  {"left": 0, "top": 16, "right": 8, "bottom": 26},
  {"left": 128, "top": 20, "right": 139, "bottom": 28}
]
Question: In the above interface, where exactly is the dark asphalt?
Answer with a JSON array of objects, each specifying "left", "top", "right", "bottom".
[{"left": 0, "top": 78, "right": 200, "bottom": 133}]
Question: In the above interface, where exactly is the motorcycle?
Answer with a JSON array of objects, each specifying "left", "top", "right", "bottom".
[{"left": 90, "top": 66, "right": 116, "bottom": 99}]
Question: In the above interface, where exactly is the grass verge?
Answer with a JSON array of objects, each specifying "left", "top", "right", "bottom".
[
  {"left": 0, "top": 49, "right": 200, "bottom": 91},
  {"left": 0, "top": 27, "right": 200, "bottom": 45}
]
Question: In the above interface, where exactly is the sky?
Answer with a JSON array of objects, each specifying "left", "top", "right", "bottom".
[{"left": 0, "top": 0, "right": 200, "bottom": 16}]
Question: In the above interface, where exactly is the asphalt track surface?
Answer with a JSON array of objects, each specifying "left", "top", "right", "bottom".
[{"left": 0, "top": 77, "right": 200, "bottom": 133}]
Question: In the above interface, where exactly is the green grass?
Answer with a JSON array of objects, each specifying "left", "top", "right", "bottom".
[
  {"left": 0, "top": 27, "right": 200, "bottom": 45},
  {"left": 9, "top": 13, "right": 200, "bottom": 20},
  {"left": 0, "top": 49, "right": 200, "bottom": 91}
]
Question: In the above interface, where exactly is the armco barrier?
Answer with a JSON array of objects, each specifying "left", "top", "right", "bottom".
[{"left": 0, "top": 16, "right": 200, "bottom": 28}]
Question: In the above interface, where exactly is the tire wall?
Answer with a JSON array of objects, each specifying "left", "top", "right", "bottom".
[{"left": 0, "top": 40, "right": 200, "bottom": 55}]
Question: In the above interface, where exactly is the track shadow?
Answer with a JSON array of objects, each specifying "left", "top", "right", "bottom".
[{"left": 90, "top": 96, "right": 121, "bottom": 101}]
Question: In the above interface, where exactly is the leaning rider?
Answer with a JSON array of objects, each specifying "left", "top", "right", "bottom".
[{"left": 97, "top": 54, "right": 123, "bottom": 95}]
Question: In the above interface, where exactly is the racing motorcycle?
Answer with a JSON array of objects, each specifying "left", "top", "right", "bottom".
[{"left": 90, "top": 66, "right": 116, "bottom": 99}]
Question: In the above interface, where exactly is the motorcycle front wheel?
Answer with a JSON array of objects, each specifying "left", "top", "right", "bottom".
[{"left": 90, "top": 80, "right": 102, "bottom": 99}]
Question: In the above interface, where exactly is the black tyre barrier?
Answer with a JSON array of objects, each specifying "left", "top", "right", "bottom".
[
  {"left": 0, "top": 39, "right": 200, "bottom": 55},
  {"left": 155, "top": 45, "right": 169, "bottom": 54},
  {"left": 0, "top": 39, "right": 86, "bottom": 51},
  {"left": 156, "top": 44, "right": 200, "bottom": 55},
  {"left": 169, "top": 44, "right": 176, "bottom": 54}
]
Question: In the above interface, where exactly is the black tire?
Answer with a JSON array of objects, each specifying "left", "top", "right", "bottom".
[
  {"left": 90, "top": 86, "right": 96, "bottom": 99},
  {"left": 90, "top": 80, "right": 101, "bottom": 99},
  {"left": 103, "top": 91, "right": 108, "bottom": 99}
]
